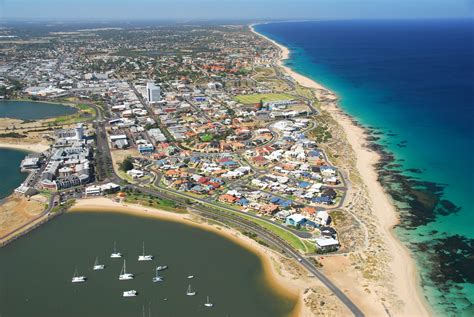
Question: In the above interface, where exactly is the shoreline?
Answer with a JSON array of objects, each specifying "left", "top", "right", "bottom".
[
  {"left": 70, "top": 197, "right": 306, "bottom": 316},
  {"left": 250, "top": 23, "right": 431, "bottom": 316},
  {"left": 0, "top": 141, "right": 49, "bottom": 153}
]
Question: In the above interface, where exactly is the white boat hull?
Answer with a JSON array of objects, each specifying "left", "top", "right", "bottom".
[
  {"left": 186, "top": 292, "right": 196, "bottom": 296},
  {"left": 138, "top": 255, "right": 153, "bottom": 261},
  {"left": 72, "top": 277, "right": 86, "bottom": 283},
  {"left": 93, "top": 265, "right": 105, "bottom": 270},
  {"left": 119, "top": 274, "right": 134, "bottom": 280},
  {"left": 110, "top": 253, "right": 122, "bottom": 258},
  {"left": 123, "top": 290, "right": 137, "bottom": 297}
]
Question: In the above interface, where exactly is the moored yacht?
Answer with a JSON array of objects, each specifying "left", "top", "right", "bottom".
[
  {"left": 123, "top": 290, "right": 137, "bottom": 297},
  {"left": 186, "top": 284, "right": 196, "bottom": 296},
  {"left": 204, "top": 296, "right": 214, "bottom": 307},
  {"left": 156, "top": 265, "right": 168, "bottom": 271},
  {"left": 119, "top": 259, "right": 134, "bottom": 280},
  {"left": 152, "top": 268, "right": 164, "bottom": 283},
  {"left": 138, "top": 242, "right": 153, "bottom": 261},
  {"left": 187, "top": 275, "right": 194, "bottom": 279},
  {"left": 93, "top": 256, "right": 105, "bottom": 270},
  {"left": 110, "top": 241, "right": 122, "bottom": 258},
  {"left": 71, "top": 267, "right": 86, "bottom": 283}
]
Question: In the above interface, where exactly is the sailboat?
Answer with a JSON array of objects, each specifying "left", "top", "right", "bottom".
[
  {"left": 138, "top": 242, "right": 153, "bottom": 261},
  {"left": 152, "top": 268, "right": 164, "bottom": 283},
  {"left": 71, "top": 266, "right": 86, "bottom": 283},
  {"left": 110, "top": 241, "right": 122, "bottom": 258},
  {"left": 204, "top": 296, "right": 214, "bottom": 307},
  {"left": 93, "top": 256, "right": 105, "bottom": 270},
  {"left": 119, "top": 259, "right": 134, "bottom": 280},
  {"left": 186, "top": 284, "right": 196, "bottom": 296},
  {"left": 156, "top": 264, "right": 168, "bottom": 271}
]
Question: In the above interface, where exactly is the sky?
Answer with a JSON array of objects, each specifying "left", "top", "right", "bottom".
[{"left": 1, "top": 0, "right": 473, "bottom": 21}]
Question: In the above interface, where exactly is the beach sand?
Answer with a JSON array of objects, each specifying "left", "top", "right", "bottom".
[
  {"left": 0, "top": 141, "right": 49, "bottom": 153},
  {"left": 70, "top": 197, "right": 349, "bottom": 317},
  {"left": 251, "top": 24, "right": 430, "bottom": 316}
]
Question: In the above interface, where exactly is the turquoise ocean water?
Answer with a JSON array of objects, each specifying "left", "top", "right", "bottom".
[{"left": 256, "top": 20, "right": 474, "bottom": 316}]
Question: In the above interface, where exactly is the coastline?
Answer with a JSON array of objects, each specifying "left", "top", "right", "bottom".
[
  {"left": 250, "top": 24, "right": 431, "bottom": 316},
  {"left": 0, "top": 141, "right": 49, "bottom": 153},
  {"left": 70, "top": 197, "right": 311, "bottom": 316}
]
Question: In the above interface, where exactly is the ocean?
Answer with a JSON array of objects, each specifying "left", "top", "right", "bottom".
[{"left": 255, "top": 19, "right": 474, "bottom": 316}]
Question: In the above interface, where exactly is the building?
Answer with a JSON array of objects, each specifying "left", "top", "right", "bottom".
[
  {"left": 138, "top": 143, "right": 154, "bottom": 154},
  {"left": 74, "top": 123, "right": 84, "bottom": 140},
  {"left": 315, "top": 237, "right": 340, "bottom": 253},
  {"left": 85, "top": 182, "right": 120, "bottom": 196},
  {"left": 146, "top": 82, "right": 161, "bottom": 103},
  {"left": 286, "top": 214, "right": 307, "bottom": 227}
]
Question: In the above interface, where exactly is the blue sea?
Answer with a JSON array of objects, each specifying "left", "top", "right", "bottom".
[{"left": 255, "top": 19, "right": 474, "bottom": 316}]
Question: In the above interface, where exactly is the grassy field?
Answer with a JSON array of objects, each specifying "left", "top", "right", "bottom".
[
  {"left": 234, "top": 93, "right": 294, "bottom": 104},
  {"left": 236, "top": 212, "right": 308, "bottom": 252},
  {"left": 53, "top": 103, "right": 96, "bottom": 125}
]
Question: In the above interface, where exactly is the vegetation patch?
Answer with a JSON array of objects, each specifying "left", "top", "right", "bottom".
[
  {"left": 234, "top": 93, "right": 294, "bottom": 104},
  {"left": 0, "top": 132, "right": 27, "bottom": 138}
]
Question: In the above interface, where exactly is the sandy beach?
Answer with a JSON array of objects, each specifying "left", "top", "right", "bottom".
[
  {"left": 0, "top": 141, "right": 49, "bottom": 153},
  {"left": 70, "top": 197, "right": 350, "bottom": 317},
  {"left": 251, "top": 24, "right": 430, "bottom": 316}
]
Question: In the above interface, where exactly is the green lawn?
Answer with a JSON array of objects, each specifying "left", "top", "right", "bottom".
[
  {"left": 200, "top": 133, "right": 213, "bottom": 142},
  {"left": 234, "top": 93, "right": 294, "bottom": 104},
  {"left": 236, "top": 213, "right": 307, "bottom": 252}
]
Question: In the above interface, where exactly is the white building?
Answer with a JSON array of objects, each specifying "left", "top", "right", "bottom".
[
  {"left": 146, "top": 82, "right": 161, "bottom": 103},
  {"left": 75, "top": 123, "right": 84, "bottom": 140}
]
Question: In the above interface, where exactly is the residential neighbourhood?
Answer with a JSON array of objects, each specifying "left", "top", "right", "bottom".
[{"left": 2, "top": 24, "right": 343, "bottom": 254}]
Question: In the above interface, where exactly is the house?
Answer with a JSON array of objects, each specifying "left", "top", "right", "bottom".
[
  {"left": 315, "top": 210, "right": 330, "bottom": 226},
  {"left": 322, "top": 188, "right": 337, "bottom": 199},
  {"left": 320, "top": 166, "right": 337, "bottom": 177},
  {"left": 252, "top": 156, "right": 268, "bottom": 167},
  {"left": 312, "top": 196, "right": 333, "bottom": 205},
  {"left": 315, "top": 237, "right": 340, "bottom": 253},
  {"left": 260, "top": 204, "right": 279, "bottom": 215},
  {"left": 301, "top": 206, "right": 317, "bottom": 218},
  {"left": 219, "top": 194, "right": 238, "bottom": 204},
  {"left": 127, "top": 169, "right": 145, "bottom": 179},
  {"left": 286, "top": 213, "right": 307, "bottom": 227}
]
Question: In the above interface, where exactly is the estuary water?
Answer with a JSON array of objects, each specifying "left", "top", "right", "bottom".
[
  {"left": 0, "top": 211, "right": 296, "bottom": 317},
  {"left": 256, "top": 19, "right": 474, "bottom": 316},
  {"left": 0, "top": 148, "right": 28, "bottom": 199},
  {"left": 0, "top": 100, "right": 76, "bottom": 120}
]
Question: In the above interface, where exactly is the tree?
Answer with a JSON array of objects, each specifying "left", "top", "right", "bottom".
[{"left": 119, "top": 156, "right": 134, "bottom": 172}]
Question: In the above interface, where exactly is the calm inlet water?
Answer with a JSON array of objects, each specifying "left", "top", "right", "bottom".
[
  {"left": 0, "top": 148, "right": 28, "bottom": 199},
  {"left": 256, "top": 19, "right": 474, "bottom": 316},
  {"left": 0, "top": 212, "right": 296, "bottom": 317},
  {"left": 0, "top": 101, "right": 76, "bottom": 120}
]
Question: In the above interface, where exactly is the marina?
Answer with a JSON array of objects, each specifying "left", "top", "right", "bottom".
[{"left": 0, "top": 211, "right": 296, "bottom": 316}]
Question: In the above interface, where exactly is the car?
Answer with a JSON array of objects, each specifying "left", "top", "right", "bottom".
[{"left": 297, "top": 257, "right": 302, "bottom": 262}]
